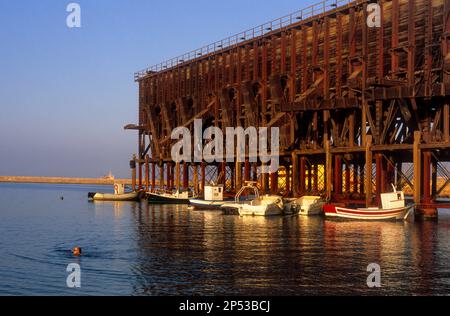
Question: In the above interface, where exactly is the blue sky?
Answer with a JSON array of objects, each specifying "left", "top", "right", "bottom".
[{"left": 0, "top": 0, "right": 309, "bottom": 178}]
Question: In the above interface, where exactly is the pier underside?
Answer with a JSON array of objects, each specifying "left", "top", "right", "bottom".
[{"left": 128, "top": 0, "right": 450, "bottom": 219}]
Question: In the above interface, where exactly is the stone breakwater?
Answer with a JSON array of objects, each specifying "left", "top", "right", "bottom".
[{"left": 0, "top": 176, "right": 132, "bottom": 186}]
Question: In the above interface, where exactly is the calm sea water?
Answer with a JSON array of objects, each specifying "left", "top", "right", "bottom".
[{"left": 0, "top": 183, "right": 449, "bottom": 296}]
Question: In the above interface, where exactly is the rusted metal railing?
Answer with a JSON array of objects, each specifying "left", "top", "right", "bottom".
[{"left": 134, "top": 0, "right": 353, "bottom": 81}]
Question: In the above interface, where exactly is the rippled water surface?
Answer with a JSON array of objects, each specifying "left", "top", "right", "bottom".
[{"left": 0, "top": 183, "right": 449, "bottom": 296}]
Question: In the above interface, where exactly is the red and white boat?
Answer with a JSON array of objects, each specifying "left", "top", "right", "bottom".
[{"left": 324, "top": 186, "right": 414, "bottom": 221}]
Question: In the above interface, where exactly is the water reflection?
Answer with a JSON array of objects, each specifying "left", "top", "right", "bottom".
[
  {"left": 127, "top": 205, "right": 450, "bottom": 296},
  {"left": 2, "top": 182, "right": 448, "bottom": 296},
  {"left": 92, "top": 200, "right": 139, "bottom": 220}
]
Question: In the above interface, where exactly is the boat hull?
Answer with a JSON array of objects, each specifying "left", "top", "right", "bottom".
[
  {"left": 189, "top": 199, "right": 228, "bottom": 210},
  {"left": 222, "top": 203, "right": 283, "bottom": 216},
  {"left": 239, "top": 204, "right": 283, "bottom": 216},
  {"left": 146, "top": 193, "right": 190, "bottom": 204},
  {"left": 285, "top": 196, "right": 325, "bottom": 216},
  {"left": 324, "top": 204, "right": 414, "bottom": 221},
  {"left": 88, "top": 192, "right": 141, "bottom": 202}
]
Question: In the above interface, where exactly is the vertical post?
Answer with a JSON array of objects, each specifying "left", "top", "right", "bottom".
[
  {"left": 252, "top": 163, "right": 258, "bottom": 182},
  {"left": 325, "top": 140, "right": 332, "bottom": 201},
  {"left": 359, "top": 164, "right": 365, "bottom": 196},
  {"left": 375, "top": 154, "right": 383, "bottom": 205},
  {"left": 365, "top": 136, "right": 373, "bottom": 207},
  {"left": 299, "top": 157, "right": 307, "bottom": 195},
  {"left": 145, "top": 155, "right": 150, "bottom": 191},
  {"left": 244, "top": 159, "right": 251, "bottom": 182},
  {"left": 159, "top": 164, "right": 164, "bottom": 191},
  {"left": 422, "top": 152, "right": 432, "bottom": 204},
  {"left": 416, "top": 148, "right": 438, "bottom": 221},
  {"left": 334, "top": 156, "right": 342, "bottom": 199},
  {"left": 444, "top": 102, "right": 449, "bottom": 142},
  {"left": 432, "top": 156, "right": 438, "bottom": 199},
  {"left": 151, "top": 162, "right": 156, "bottom": 193},
  {"left": 348, "top": 112, "right": 355, "bottom": 148},
  {"left": 236, "top": 161, "right": 242, "bottom": 191},
  {"left": 130, "top": 157, "right": 137, "bottom": 192},
  {"left": 307, "top": 162, "right": 313, "bottom": 192},
  {"left": 271, "top": 171, "right": 279, "bottom": 195},
  {"left": 396, "top": 162, "right": 403, "bottom": 192},
  {"left": 286, "top": 165, "right": 291, "bottom": 195},
  {"left": 193, "top": 164, "right": 199, "bottom": 196},
  {"left": 201, "top": 162, "right": 206, "bottom": 194},
  {"left": 362, "top": 102, "right": 367, "bottom": 147},
  {"left": 345, "top": 161, "right": 351, "bottom": 195},
  {"left": 138, "top": 159, "right": 143, "bottom": 191},
  {"left": 313, "top": 164, "right": 319, "bottom": 193},
  {"left": 413, "top": 132, "right": 422, "bottom": 205},
  {"left": 323, "top": 111, "right": 330, "bottom": 145},
  {"left": 220, "top": 162, "right": 227, "bottom": 186},
  {"left": 353, "top": 163, "right": 359, "bottom": 195},
  {"left": 175, "top": 162, "right": 181, "bottom": 192},
  {"left": 171, "top": 164, "right": 175, "bottom": 190},
  {"left": 183, "top": 162, "right": 189, "bottom": 190},
  {"left": 292, "top": 153, "right": 299, "bottom": 197},
  {"left": 166, "top": 162, "right": 172, "bottom": 191},
  {"left": 138, "top": 136, "right": 144, "bottom": 191},
  {"left": 261, "top": 164, "right": 268, "bottom": 194},
  {"left": 230, "top": 164, "right": 235, "bottom": 193},
  {"left": 386, "top": 159, "right": 395, "bottom": 188},
  {"left": 138, "top": 132, "right": 145, "bottom": 191}
]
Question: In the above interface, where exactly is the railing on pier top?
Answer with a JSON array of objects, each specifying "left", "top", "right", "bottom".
[{"left": 134, "top": 0, "right": 356, "bottom": 81}]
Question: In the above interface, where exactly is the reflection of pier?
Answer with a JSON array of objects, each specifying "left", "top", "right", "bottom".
[
  {"left": 126, "top": 0, "right": 450, "bottom": 220},
  {"left": 128, "top": 205, "right": 444, "bottom": 295}
]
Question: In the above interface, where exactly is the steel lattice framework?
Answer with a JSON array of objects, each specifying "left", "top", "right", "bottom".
[{"left": 126, "top": 0, "right": 450, "bottom": 219}]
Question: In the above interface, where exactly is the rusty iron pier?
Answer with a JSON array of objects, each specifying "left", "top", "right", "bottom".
[{"left": 126, "top": 0, "right": 450, "bottom": 220}]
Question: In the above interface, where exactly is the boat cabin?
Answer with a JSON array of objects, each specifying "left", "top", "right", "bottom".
[
  {"left": 204, "top": 186, "right": 224, "bottom": 201},
  {"left": 114, "top": 183, "right": 125, "bottom": 195},
  {"left": 381, "top": 191, "right": 405, "bottom": 210}
]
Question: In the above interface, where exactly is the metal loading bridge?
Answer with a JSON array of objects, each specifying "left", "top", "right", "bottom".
[{"left": 127, "top": 0, "right": 450, "bottom": 219}]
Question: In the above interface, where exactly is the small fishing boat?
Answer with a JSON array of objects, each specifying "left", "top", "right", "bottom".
[
  {"left": 324, "top": 185, "right": 414, "bottom": 221},
  {"left": 88, "top": 191, "right": 141, "bottom": 202},
  {"left": 284, "top": 196, "right": 325, "bottom": 216},
  {"left": 146, "top": 190, "right": 191, "bottom": 204},
  {"left": 189, "top": 185, "right": 230, "bottom": 210},
  {"left": 221, "top": 182, "right": 284, "bottom": 216},
  {"left": 88, "top": 183, "right": 141, "bottom": 202}
]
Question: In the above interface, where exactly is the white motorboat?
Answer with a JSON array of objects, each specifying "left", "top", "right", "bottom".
[
  {"left": 189, "top": 185, "right": 232, "bottom": 210},
  {"left": 284, "top": 196, "right": 325, "bottom": 216},
  {"left": 221, "top": 182, "right": 284, "bottom": 216},
  {"left": 88, "top": 191, "right": 141, "bottom": 202},
  {"left": 88, "top": 183, "right": 141, "bottom": 202}
]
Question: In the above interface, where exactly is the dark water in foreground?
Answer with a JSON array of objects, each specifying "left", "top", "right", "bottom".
[{"left": 0, "top": 183, "right": 449, "bottom": 296}]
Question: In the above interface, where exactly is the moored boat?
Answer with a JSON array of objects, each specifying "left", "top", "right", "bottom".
[
  {"left": 88, "top": 183, "right": 141, "bottom": 202},
  {"left": 324, "top": 186, "right": 414, "bottom": 221},
  {"left": 146, "top": 190, "right": 191, "bottom": 204},
  {"left": 88, "top": 191, "right": 141, "bottom": 202},
  {"left": 284, "top": 196, "right": 325, "bottom": 216},
  {"left": 189, "top": 185, "right": 232, "bottom": 210},
  {"left": 189, "top": 199, "right": 229, "bottom": 210},
  {"left": 221, "top": 182, "right": 284, "bottom": 216}
]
